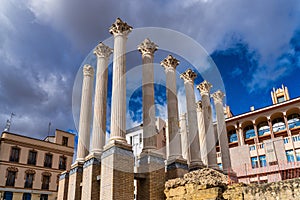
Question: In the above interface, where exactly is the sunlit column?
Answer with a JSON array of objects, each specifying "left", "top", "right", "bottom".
[
  {"left": 212, "top": 90, "right": 231, "bottom": 173},
  {"left": 161, "top": 55, "right": 182, "bottom": 160},
  {"left": 76, "top": 65, "right": 94, "bottom": 162},
  {"left": 91, "top": 42, "right": 113, "bottom": 156},
  {"left": 180, "top": 69, "right": 203, "bottom": 170},
  {"left": 138, "top": 38, "right": 158, "bottom": 151},
  {"left": 196, "top": 80, "right": 217, "bottom": 168},
  {"left": 109, "top": 18, "right": 132, "bottom": 142}
]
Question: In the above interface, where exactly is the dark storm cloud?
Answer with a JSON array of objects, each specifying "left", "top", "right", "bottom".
[{"left": 0, "top": 0, "right": 299, "bottom": 138}]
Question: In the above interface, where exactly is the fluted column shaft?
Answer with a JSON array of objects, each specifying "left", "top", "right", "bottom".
[
  {"left": 179, "top": 113, "right": 189, "bottom": 162},
  {"left": 76, "top": 65, "right": 94, "bottom": 162},
  {"left": 181, "top": 69, "right": 203, "bottom": 170},
  {"left": 109, "top": 24, "right": 132, "bottom": 142},
  {"left": 197, "top": 101, "right": 207, "bottom": 165},
  {"left": 212, "top": 90, "right": 232, "bottom": 172},
  {"left": 91, "top": 43, "right": 113, "bottom": 155},
  {"left": 197, "top": 81, "right": 217, "bottom": 168},
  {"left": 138, "top": 39, "right": 158, "bottom": 151},
  {"left": 161, "top": 55, "right": 182, "bottom": 159}
]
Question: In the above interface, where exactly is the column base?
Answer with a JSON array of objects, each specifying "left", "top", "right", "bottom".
[
  {"left": 81, "top": 154, "right": 101, "bottom": 200},
  {"left": 67, "top": 162, "right": 83, "bottom": 200},
  {"left": 188, "top": 161, "right": 205, "bottom": 172},
  {"left": 136, "top": 151, "right": 166, "bottom": 200},
  {"left": 58, "top": 171, "right": 69, "bottom": 200},
  {"left": 100, "top": 139, "right": 134, "bottom": 200},
  {"left": 166, "top": 156, "right": 188, "bottom": 180},
  {"left": 208, "top": 163, "right": 220, "bottom": 171}
]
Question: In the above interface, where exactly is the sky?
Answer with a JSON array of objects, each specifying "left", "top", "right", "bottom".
[{"left": 0, "top": 0, "right": 300, "bottom": 141}]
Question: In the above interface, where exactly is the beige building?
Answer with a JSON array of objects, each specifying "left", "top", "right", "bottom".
[
  {"left": 0, "top": 129, "right": 74, "bottom": 200},
  {"left": 220, "top": 85, "right": 300, "bottom": 183}
]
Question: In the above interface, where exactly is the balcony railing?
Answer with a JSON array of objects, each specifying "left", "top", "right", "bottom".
[
  {"left": 288, "top": 118, "right": 300, "bottom": 129},
  {"left": 273, "top": 122, "right": 286, "bottom": 133},
  {"left": 245, "top": 129, "right": 256, "bottom": 139}
]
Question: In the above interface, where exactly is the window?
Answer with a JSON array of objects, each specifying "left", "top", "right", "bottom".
[
  {"left": 288, "top": 113, "right": 300, "bottom": 129},
  {"left": 259, "top": 155, "right": 267, "bottom": 167},
  {"left": 24, "top": 170, "right": 35, "bottom": 188},
  {"left": 286, "top": 150, "right": 295, "bottom": 163},
  {"left": 44, "top": 154, "right": 53, "bottom": 168},
  {"left": 251, "top": 157, "right": 258, "bottom": 169},
  {"left": 295, "top": 149, "right": 300, "bottom": 161},
  {"left": 4, "top": 191, "right": 13, "bottom": 200},
  {"left": 277, "top": 96, "right": 285, "bottom": 103},
  {"left": 28, "top": 150, "right": 37, "bottom": 165},
  {"left": 10, "top": 147, "right": 20, "bottom": 162},
  {"left": 41, "top": 174, "right": 51, "bottom": 190},
  {"left": 272, "top": 118, "right": 285, "bottom": 132},
  {"left": 40, "top": 194, "right": 48, "bottom": 200},
  {"left": 244, "top": 125, "right": 255, "bottom": 139},
  {"left": 228, "top": 130, "right": 238, "bottom": 143},
  {"left": 62, "top": 136, "right": 68, "bottom": 146},
  {"left": 22, "top": 193, "right": 31, "bottom": 200},
  {"left": 249, "top": 145, "right": 256, "bottom": 151},
  {"left": 130, "top": 136, "right": 133, "bottom": 145},
  {"left": 257, "top": 122, "right": 270, "bottom": 136},
  {"left": 6, "top": 171, "right": 16, "bottom": 186},
  {"left": 284, "top": 138, "right": 289, "bottom": 144},
  {"left": 59, "top": 156, "right": 67, "bottom": 170}
]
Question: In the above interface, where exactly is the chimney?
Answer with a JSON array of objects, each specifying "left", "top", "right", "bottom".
[{"left": 250, "top": 106, "right": 255, "bottom": 111}]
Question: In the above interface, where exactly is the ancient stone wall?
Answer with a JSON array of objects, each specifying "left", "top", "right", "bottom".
[{"left": 165, "top": 168, "right": 300, "bottom": 200}]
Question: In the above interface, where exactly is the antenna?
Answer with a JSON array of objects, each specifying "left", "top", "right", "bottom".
[
  {"left": 47, "top": 122, "right": 51, "bottom": 138},
  {"left": 4, "top": 113, "right": 15, "bottom": 132}
]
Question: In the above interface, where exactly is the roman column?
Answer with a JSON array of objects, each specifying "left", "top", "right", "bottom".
[
  {"left": 109, "top": 18, "right": 132, "bottom": 142},
  {"left": 76, "top": 64, "right": 94, "bottom": 162},
  {"left": 179, "top": 113, "right": 189, "bottom": 162},
  {"left": 196, "top": 101, "right": 207, "bottom": 166},
  {"left": 138, "top": 38, "right": 158, "bottom": 151},
  {"left": 180, "top": 69, "right": 203, "bottom": 170},
  {"left": 100, "top": 18, "right": 134, "bottom": 200},
  {"left": 212, "top": 90, "right": 232, "bottom": 173},
  {"left": 68, "top": 65, "right": 94, "bottom": 200},
  {"left": 136, "top": 39, "right": 165, "bottom": 199},
  {"left": 81, "top": 43, "right": 112, "bottom": 200},
  {"left": 91, "top": 42, "right": 113, "bottom": 156},
  {"left": 196, "top": 80, "right": 218, "bottom": 169},
  {"left": 161, "top": 55, "right": 187, "bottom": 179}
]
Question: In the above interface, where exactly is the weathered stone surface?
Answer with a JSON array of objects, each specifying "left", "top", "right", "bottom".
[
  {"left": 165, "top": 168, "right": 300, "bottom": 200},
  {"left": 165, "top": 168, "right": 228, "bottom": 190}
]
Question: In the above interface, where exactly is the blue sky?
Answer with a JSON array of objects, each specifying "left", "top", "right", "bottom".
[{"left": 0, "top": 0, "right": 299, "bottom": 140}]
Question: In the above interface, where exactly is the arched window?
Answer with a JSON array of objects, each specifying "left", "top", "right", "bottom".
[
  {"left": 257, "top": 122, "right": 270, "bottom": 136},
  {"left": 228, "top": 130, "right": 238, "bottom": 143},
  {"left": 244, "top": 125, "right": 255, "bottom": 139},
  {"left": 272, "top": 118, "right": 285, "bottom": 132},
  {"left": 6, "top": 167, "right": 18, "bottom": 187},
  {"left": 288, "top": 113, "right": 300, "bottom": 129}
]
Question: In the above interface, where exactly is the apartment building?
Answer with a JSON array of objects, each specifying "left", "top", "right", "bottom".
[{"left": 0, "top": 129, "right": 74, "bottom": 200}]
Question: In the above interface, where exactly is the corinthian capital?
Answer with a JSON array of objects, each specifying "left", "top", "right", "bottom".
[
  {"left": 93, "top": 42, "right": 113, "bottom": 58},
  {"left": 196, "top": 80, "right": 212, "bottom": 95},
  {"left": 196, "top": 100, "right": 202, "bottom": 111},
  {"left": 137, "top": 38, "right": 158, "bottom": 56},
  {"left": 109, "top": 18, "right": 132, "bottom": 36},
  {"left": 212, "top": 90, "right": 225, "bottom": 104},
  {"left": 180, "top": 69, "right": 197, "bottom": 83},
  {"left": 83, "top": 64, "right": 94, "bottom": 77},
  {"left": 160, "top": 55, "right": 179, "bottom": 71}
]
